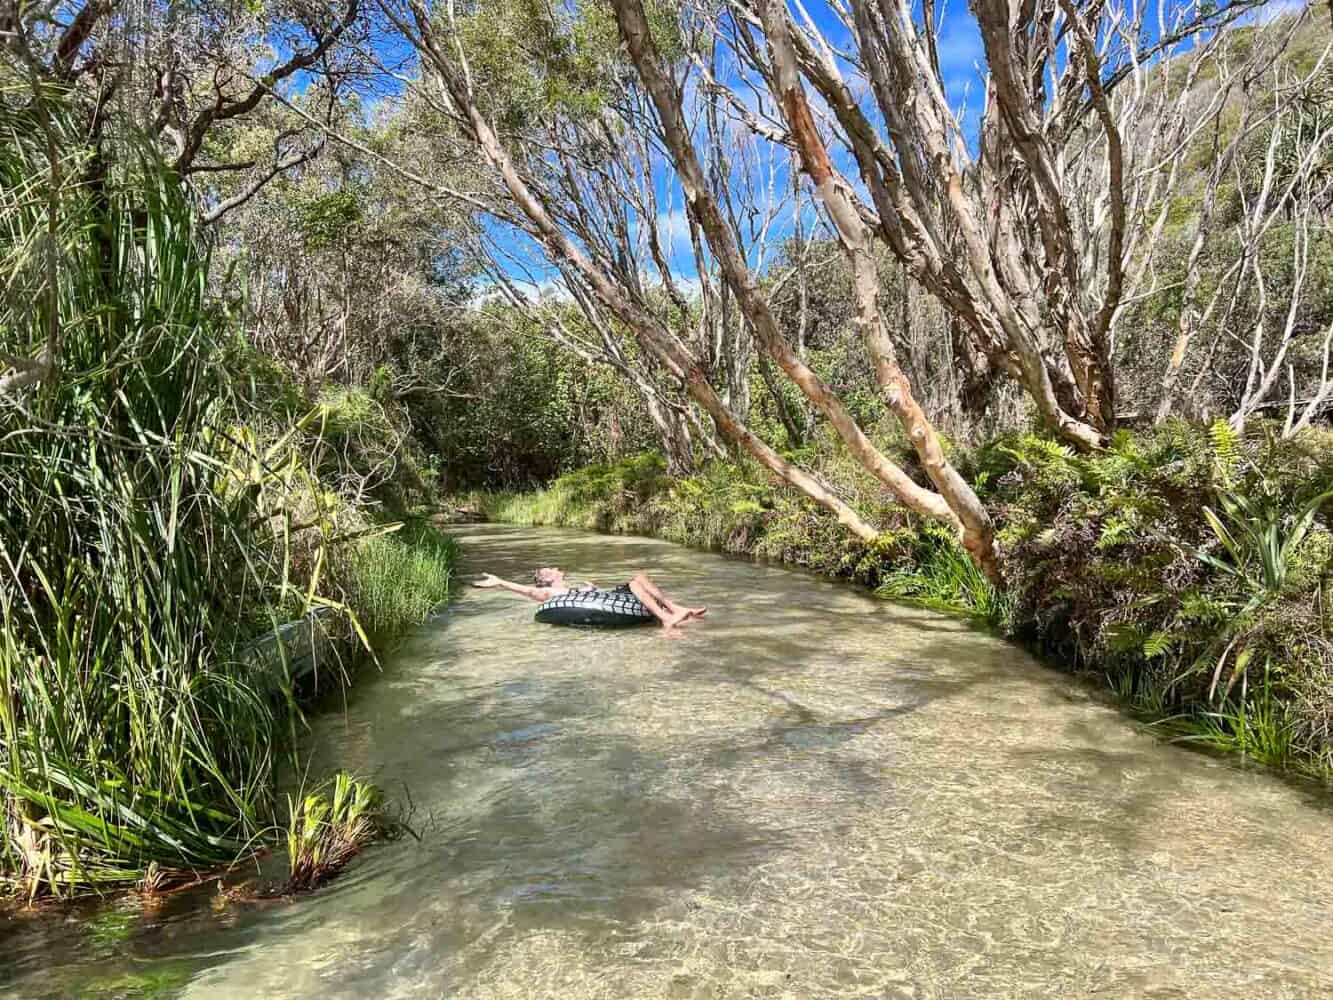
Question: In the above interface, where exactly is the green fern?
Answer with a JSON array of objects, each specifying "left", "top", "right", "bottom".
[
  {"left": 1105, "top": 623, "right": 1149, "bottom": 654},
  {"left": 1208, "top": 420, "right": 1240, "bottom": 488},
  {"left": 1142, "top": 631, "right": 1173, "bottom": 659},
  {"left": 1177, "top": 590, "right": 1227, "bottom": 623},
  {"left": 1096, "top": 517, "right": 1133, "bottom": 551},
  {"left": 1000, "top": 434, "right": 1076, "bottom": 468}
]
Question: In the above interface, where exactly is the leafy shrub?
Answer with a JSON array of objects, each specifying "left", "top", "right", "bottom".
[
  {"left": 989, "top": 421, "right": 1333, "bottom": 767},
  {"left": 0, "top": 104, "right": 458, "bottom": 897}
]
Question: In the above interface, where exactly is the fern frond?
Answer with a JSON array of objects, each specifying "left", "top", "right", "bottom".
[
  {"left": 1208, "top": 420, "right": 1240, "bottom": 487},
  {"left": 1142, "top": 631, "right": 1173, "bottom": 659}
]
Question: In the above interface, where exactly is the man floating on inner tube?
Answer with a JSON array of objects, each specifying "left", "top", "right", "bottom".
[{"left": 473, "top": 566, "right": 706, "bottom": 631}]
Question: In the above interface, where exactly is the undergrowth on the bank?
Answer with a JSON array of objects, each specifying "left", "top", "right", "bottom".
[
  {"left": 332, "top": 523, "right": 458, "bottom": 648},
  {"left": 0, "top": 103, "right": 454, "bottom": 899},
  {"left": 474, "top": 419, "right": 1333, "bottom": 773},
  {"left": 284, "top": 771, "right": 388, "bottom": 893},
  {"left": 0, "top": 117, "right": 288, "bottom": 898}
]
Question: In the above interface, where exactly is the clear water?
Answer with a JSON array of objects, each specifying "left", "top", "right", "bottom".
[{"left": 4, "top": 525, "right": 1333, "bottom": 998}]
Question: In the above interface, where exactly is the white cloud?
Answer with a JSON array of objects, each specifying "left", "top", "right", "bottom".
[
  {"left": 668, "top": 274, "right": 704, "bottom": 300},
  {"left": 523, "top": 276, "right": 576, "bottom": 303},
  {"left": 465, "top": 274, "right": 574, "bottom": 310},
  {"left": 655, "top": 209, "right": 692, "bottom": 244},
  {"left": 1250, "top": 0, "right": 1307, "bottom": 24}
]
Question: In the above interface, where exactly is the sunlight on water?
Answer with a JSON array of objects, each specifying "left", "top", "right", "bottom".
[{"left": 5, "top": 525, "right": 1333, "bottom": 998}]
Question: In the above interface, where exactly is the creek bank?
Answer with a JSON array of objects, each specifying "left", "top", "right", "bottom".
[
  {"left": 242, "top": 607, "right": 341, "bottom": 695},
  {"left": 470, "top": 421, "right": 1333, "bottom": 775}
]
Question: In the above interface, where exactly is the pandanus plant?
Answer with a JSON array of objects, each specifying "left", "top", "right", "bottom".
[{"left": 0, "top": 88, "right": 368, "bottom": 897}]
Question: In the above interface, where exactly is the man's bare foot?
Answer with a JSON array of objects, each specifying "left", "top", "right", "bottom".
[
  {"left": 685, "top": 606, "right": 708, "bottom": 619},
  {"left": 662, "top": 608, "right": 691, "bottom": 629}
]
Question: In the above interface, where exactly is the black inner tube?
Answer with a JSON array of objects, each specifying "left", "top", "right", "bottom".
[{"left": 535, "top": 587, "right": 655, "bottom": 628}]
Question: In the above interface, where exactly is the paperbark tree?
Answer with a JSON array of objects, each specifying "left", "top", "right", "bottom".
[
  {"left": 611, "top": 0, "right": 998, "bottom": 575},
  {"left": 380, "top": 0, "right": 880, "bottom": 540},
  {"left": 754, "top": 0, "right": 996, "bottom": 577},
  {"left": 699, "top": 0, "right": 1271, "bottom": 450},
  {"left": 1145, "top": 11, "right": 1330, "bottom": 423}
]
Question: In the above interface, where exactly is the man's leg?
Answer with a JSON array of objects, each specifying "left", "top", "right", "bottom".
[
  {"left": 627, "top": 574, "right": 690, "bottom": 629},
  {"left": 629, "top": 573, "right": 706, "bottom": 622}
]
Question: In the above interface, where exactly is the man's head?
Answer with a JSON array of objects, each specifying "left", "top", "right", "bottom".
[{"left": 533, "top": 566, "right": 565, "bottom": 587}]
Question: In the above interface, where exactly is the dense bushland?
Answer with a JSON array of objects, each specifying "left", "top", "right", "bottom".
[
  {"left": 0, "top": 105, "right": 454, "bottom": 898},
  {"left": 477, "top": 420, "right": 1333, "bottom": 771}
]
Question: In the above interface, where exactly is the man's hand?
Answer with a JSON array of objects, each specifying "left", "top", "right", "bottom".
[{"left": 473, "top": 573, "right": 503, "bottom": 589}]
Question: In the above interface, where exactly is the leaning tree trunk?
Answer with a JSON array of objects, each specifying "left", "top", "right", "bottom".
[
  {"left": 644, "top": 392, "right": 696, "bottom": 477},
  {"left": 612, "top": 0, "right": 963, "bottom": 533},
  {"left": 757, "top": 0, "right": 998, "bottom": 579},
  {"left": 412, "top": 37, "right": 881, "bottom": 542}
]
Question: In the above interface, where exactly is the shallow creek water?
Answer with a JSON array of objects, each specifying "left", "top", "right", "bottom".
[{"left": 4, "top": 524, "right": 1333, "bottom": 998}]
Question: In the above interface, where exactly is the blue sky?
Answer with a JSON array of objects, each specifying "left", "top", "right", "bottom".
[
  {"left": 286, "top": 0, "right": 983, "bottom": 297},
  {"left": 479, "top": 0, "right": 1007, "bottom": 298}
]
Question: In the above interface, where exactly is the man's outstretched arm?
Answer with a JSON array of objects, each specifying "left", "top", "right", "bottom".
[{"left": 473, "top": 573, "right": 550, "bottom": 602}]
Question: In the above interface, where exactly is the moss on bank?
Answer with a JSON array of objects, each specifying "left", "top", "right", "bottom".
[{"left": 472, "top": 421, "right": 1333, "bottom": 775}]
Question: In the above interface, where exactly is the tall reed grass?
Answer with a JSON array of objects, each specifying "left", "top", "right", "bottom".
[
  {"left": 0, "top": 94, "right": 393, "bottom": 897},
  {"left": 332, "top": 523, "right": 458, "bottom": 648}
]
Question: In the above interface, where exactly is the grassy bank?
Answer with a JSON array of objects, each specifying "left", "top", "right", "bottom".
[
  {"left": 0, "top": 105, "right": 456, "bottom": 899},
  {"left": 473, "top": 422, "right": 1333, "bottom": 774},
  {"left": 332, "top": 521, "right": 459, "bottom": 651}
]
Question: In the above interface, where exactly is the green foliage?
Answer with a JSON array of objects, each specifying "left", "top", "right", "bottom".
[
  {"left": 1142, "top": 632, "right": 1173, "bottom": 659},
  {"left": 1198, "top": 486, "right": 1333, "bottom": 594},
  {"left": 0, "top": 114, "right": 283, "bottom": 896},
  {"left": 448, "top": 0, "right": 686, "bottom": 132},
  {"left": 0, "top": 104, "right": 457, "bottom": 897},
  {"left": 875, "top": 524, "right": 1012, "bottom": 625},
  {"left": 76, "top": 965, "right": 194, "bottom": 999},
  {"left": 284, "top": 771, "right": 387, "bottom": 893},
  {"left": 298, "top": 188, "right": 364, "bottom": 251},
  {"left": 456, "top": 0, "right": 604, "bottom": 126},
  {"left": 1208, "top": 419, "right": 1241, "bottom": 487},
  {"left": 1177, "top": 660, "right": 1296, "bottom": 767},
  {"left": 989, "top": 420, "right": 1333, "bottom": 771},
  {"left": 331, "top": 522, "right": 458, "bottom": 648},
  {"left": 406, "top": 305, "right": 651, "bottom": 491}
]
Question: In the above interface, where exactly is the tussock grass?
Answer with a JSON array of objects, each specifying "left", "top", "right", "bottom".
[
  {"left": 1175, "top": 661, "right": 1297, "bottom": 767},
  {"left": 874, "top": 525, "right": 1012, "bottom": 626},
  {"left": 284, "top": 772, "right": 387, "bottom": 893},
  {"left": 333, "top": 523, "right": 458, "bottom": 648},
  {"left": 0, "top": 98, "right": 455, "bottom": 897}
]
